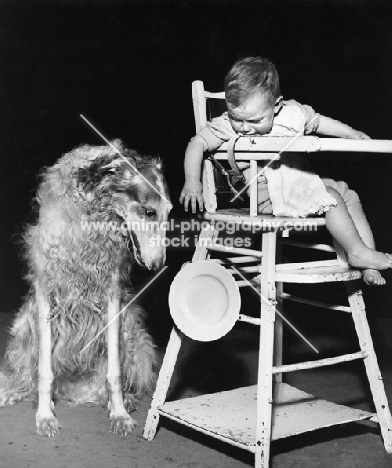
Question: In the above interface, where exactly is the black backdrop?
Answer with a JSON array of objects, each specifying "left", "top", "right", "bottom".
[{"left": 2, "top": 0, "right": 392, "bottom": 327}]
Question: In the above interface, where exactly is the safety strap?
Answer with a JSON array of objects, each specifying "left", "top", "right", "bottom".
[
  {"left": 226, "top": 136, "right": 242, "bottom": 176},
  {"left": 207, "top": 136, "right": 246, "bottom": 201}
]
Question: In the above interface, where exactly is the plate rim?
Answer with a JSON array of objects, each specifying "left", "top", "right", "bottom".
[{"left": 169, "top": 260, "right": 241, "bottom": 341}]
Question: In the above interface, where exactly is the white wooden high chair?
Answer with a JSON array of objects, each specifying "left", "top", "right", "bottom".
[{"left": 143, "top": 80, "right": 392, "bottom": 467}]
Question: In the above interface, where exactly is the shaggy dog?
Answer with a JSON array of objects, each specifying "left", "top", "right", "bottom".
[{"left": 0, "top": 140, "right": 172, "bottom": 437}]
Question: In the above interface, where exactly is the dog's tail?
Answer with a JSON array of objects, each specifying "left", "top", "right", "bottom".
[
  {"left": 0, "top": 369, "right": 9, "bottom": 392},
  {"left": 0, "top": 295, "right": 38, "bottom": 406},
  {"left": 120, "top": 302, "right": 158, "bottom": 398}
]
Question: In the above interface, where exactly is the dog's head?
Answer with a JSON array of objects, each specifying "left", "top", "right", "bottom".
[{"left": 77, "top": 140, "right": 172, "bottom": 270}]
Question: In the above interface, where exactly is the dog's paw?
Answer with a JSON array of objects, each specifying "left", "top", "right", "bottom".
[
  {"left": 36, "top": 412, "right": 59, "bottom": 437},
  {"left": 0, "top": 394, "right": 11, "bottom": 407},
  {"left": 0, "top": 390, "right": 28, "bottom": 407},
  {"left": 110, "top": 412, "right": 137, "bottom": 436}
]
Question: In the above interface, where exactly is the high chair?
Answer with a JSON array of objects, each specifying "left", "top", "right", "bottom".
[{"left": 143, "top": 80, "right": 392, "bottom": 467}]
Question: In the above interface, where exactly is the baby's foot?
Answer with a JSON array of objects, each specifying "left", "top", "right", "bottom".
[
  {"left": 347, "top": 248, "right": 392, "bottom": 271},
  {"left": 362, "top": 269, "right": 386, "bottom": 286}
]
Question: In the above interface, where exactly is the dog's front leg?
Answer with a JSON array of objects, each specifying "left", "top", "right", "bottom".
[
  {"left": 107, "top": 273, "right": 137, "bottom": 435},
  {"left": 35, "top": 280, "right": 58, "bottom": 437}
]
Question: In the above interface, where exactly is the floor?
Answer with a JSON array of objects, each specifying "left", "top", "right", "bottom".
[{"left": 0, "top": 301, "right": 392, "bottom": 468}]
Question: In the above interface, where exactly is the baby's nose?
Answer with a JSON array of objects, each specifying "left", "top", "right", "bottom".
[{"left": 242, "top": 122, "right": 251, "bottom": 133}]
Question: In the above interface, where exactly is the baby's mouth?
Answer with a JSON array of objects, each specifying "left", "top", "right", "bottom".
[{"left": 239, "top": 130, "right": 256, "bottom": 136}]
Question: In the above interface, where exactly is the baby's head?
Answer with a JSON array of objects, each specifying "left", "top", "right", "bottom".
[{"left": 224, "top": 57, "right": 282, "bottom": 136}]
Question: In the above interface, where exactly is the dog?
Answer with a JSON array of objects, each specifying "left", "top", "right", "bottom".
[{"left": 0, "top": 140, "right": 172, "bottom": 437}]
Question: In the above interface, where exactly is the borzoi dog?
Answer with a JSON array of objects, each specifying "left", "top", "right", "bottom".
[{"left": 0, "top": 140, "right": 172, "bottom": 437}]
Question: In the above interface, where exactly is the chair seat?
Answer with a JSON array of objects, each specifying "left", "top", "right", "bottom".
[
  {"left": 203, "top": 208, "right": 358, "bottom": 283},
  {"left": 203, "top": 208, "right": 327, "bottom": 230}
]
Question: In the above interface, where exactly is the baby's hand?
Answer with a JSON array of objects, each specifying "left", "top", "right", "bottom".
[
  {"left": 179, "top": 180, "right": 204, "bottom": 213},
  {"left": 348, "top": 130, "right": 371, "bottom": 140},
  {"left": 237, "top": 162, "right": 251, "bottom": 170}
]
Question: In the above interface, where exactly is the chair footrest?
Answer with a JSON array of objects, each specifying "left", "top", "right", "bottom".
[
  {"left": 275, "top": 264, "right": 362, "bottom": 283},
  {"left": 280, "top": 292, "right": 352, "bottom": 312},
  {"left": 157, "top": 383, "right": 375, "bottom": 451},
  {"left": 272, "top": 352, "right": 367, "bottom": 374}
]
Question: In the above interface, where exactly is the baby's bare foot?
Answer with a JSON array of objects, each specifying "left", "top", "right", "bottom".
[
  {"left": 347, "top": 248, "right": 392, "bottom": 271},
  {"left": 362, "top": 269, "right": 386, "bottom": 286}
]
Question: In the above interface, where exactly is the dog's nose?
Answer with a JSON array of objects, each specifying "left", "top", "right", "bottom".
[
  {"left": 148, "top": 253, "right": 165, "bottom": 271},
  {"left": 154, "top": 255, "right": 166, "bottom": 270}
]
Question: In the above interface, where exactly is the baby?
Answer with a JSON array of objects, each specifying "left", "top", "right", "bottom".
[{"left": 180, "top": 56, "right": 392, "bottom": 285}]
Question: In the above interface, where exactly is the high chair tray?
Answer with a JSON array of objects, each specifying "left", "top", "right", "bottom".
[
  {"left": 157, "top": 383, "right": 374, "bottom": 452},
  {"left": 214, "top": 136, "right": 392, "bottom": 155}
]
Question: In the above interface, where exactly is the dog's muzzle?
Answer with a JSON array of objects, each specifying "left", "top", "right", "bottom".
[{"left": 129, "top": 230, "right": 146, "bottom": 268}]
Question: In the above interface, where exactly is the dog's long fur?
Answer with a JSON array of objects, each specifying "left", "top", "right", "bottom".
[{"left": 0, "top": 140, "right": 171, "bottom": 436}]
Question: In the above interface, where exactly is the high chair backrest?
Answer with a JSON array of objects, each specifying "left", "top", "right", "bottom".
[
  {"left": 192, "top": 80, "right": 261, "bottom": 214},
  {"left": 192, "top": 80, "right": 225, "bottom": 132}
]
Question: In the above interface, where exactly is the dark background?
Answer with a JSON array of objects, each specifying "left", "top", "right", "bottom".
[{"left": 2, "top": 0, "right": 392, "bottom": 336}]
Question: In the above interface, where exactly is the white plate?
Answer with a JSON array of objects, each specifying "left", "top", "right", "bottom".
[{"left": 169, "top": 261, "right": 241, "bottom": 341}]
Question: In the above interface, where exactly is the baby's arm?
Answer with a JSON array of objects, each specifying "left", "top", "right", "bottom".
[
  {"left": 317, "top": 115, "right": 370, "bottom": 139},
  {"left": 179, "top": 135, "right": 208, "bottom": 213}
]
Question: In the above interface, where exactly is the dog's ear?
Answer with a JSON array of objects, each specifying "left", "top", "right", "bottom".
[{"left": 77, "top": 155, "right": 120, "bottom": 192}]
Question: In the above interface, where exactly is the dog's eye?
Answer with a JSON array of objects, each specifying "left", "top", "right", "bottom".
[{"left": 145, "top": 208, "right": 157, "bottom": 218}]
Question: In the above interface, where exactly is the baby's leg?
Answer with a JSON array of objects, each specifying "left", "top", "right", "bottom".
[
  {"left": 324, "top": 187, "right": 392, "bottom": 277},
  {"left": 346, "top": 202, "right": 385, "bottom": 285}
]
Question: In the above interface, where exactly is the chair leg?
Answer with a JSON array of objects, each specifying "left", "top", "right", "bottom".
[
  {"left": 273, "top": 241, "right": 283, "bottom": 383},
  {"left": 143, "top": 327, "right": 184, "bottom": 440},
  {"left": 144, "top": 223, "right": 216, "bottom": 441},
  {"left": 273, "top": 281, "right": 283, "bottom": 384},
  {"left": 193, "top": 223, "right": 218, "bottom": 261},
  {"left": 345, "top": 281, "right": 392, "bottom": 453},
  {"left": 255, "top": 231, "right": 277, "bottom": 468},
  {"left": 255, "top": 302, "right": 276, "bottom": 468}
]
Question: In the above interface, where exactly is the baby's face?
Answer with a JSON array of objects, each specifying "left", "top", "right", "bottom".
[{"left": 227, "top": 92, "right": 279, "bottom": 136}]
